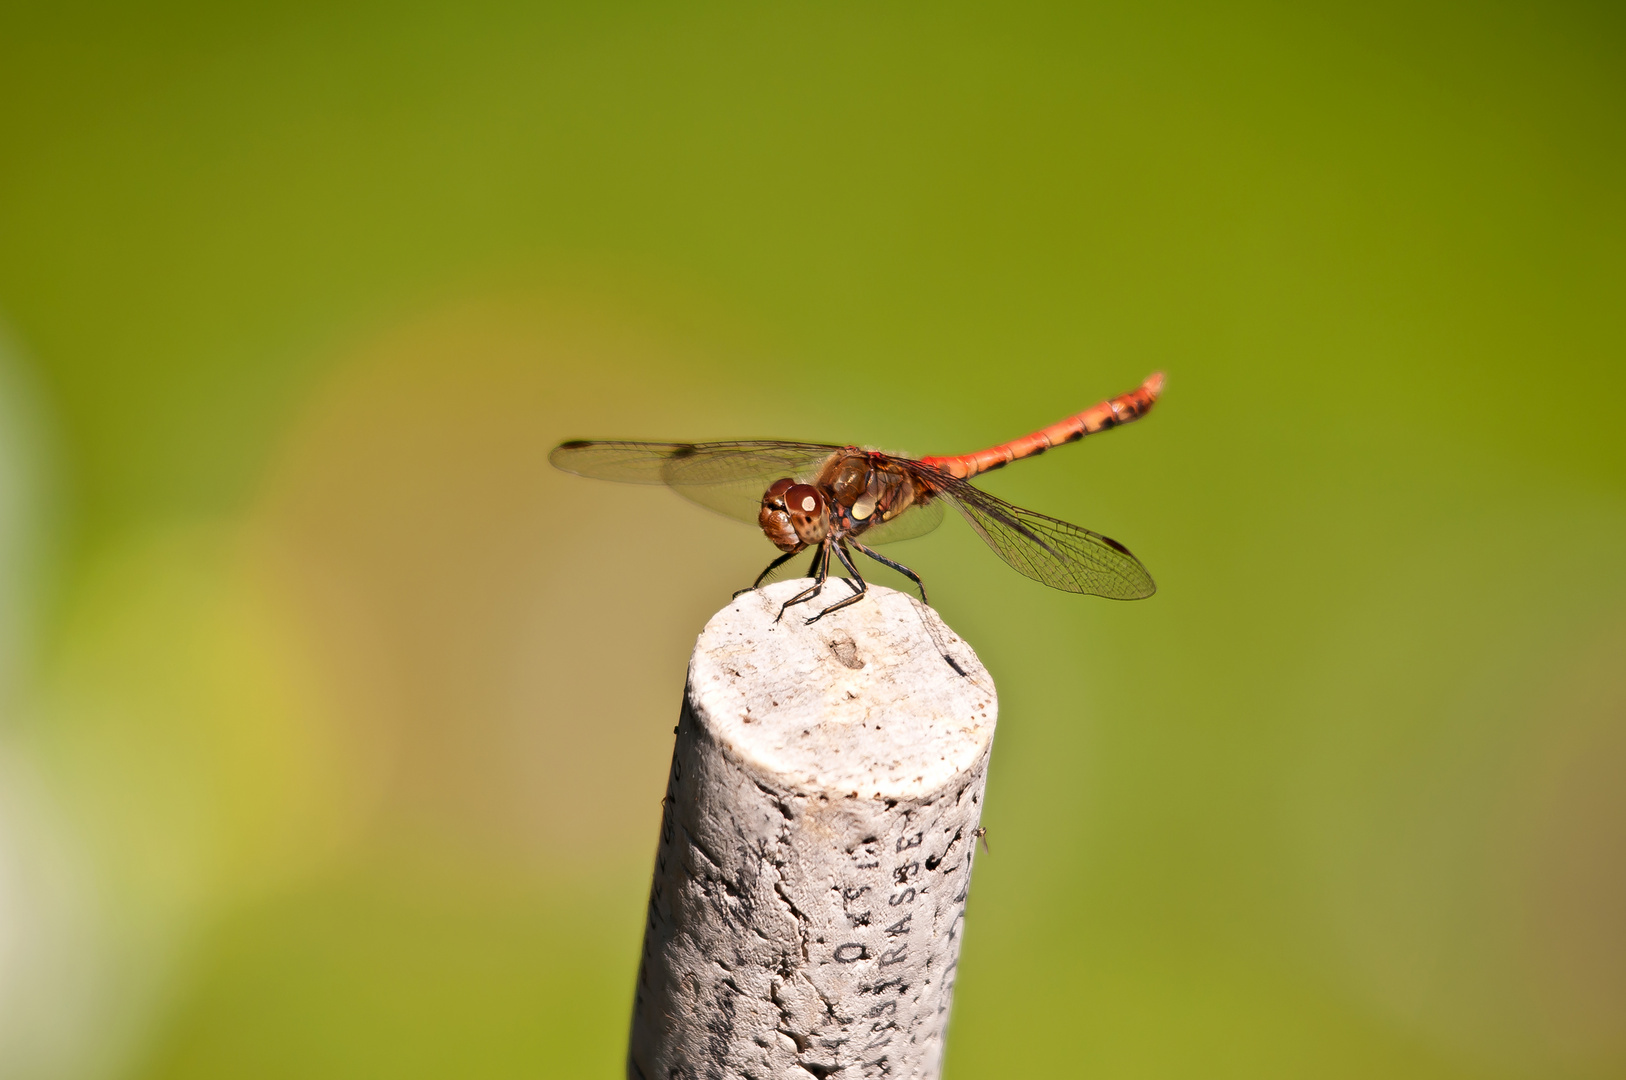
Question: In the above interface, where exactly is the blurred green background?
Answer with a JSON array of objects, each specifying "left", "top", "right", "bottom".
[{"left": 1, "top": 2, "right": 1622, "bottom": 1077}]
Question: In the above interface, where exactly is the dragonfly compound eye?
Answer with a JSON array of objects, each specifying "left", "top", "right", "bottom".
[
  {"left": 761, "top": 477, "right": 797, "bottom": 510},
  {"left": 774, "top": 483, "right": 829, "bottom": 546},
  {"left": 784, "top": 485, "right": 823, "bottom": 516},
  {"left": 758, "top": 478, "right": 806, "bottom": 553}
]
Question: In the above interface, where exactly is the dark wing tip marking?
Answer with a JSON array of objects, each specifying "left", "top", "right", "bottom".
[
  {"left": 555, "top": 439, "right": 593, "bottom": 450},
  {"left": 1100, "top": 535, "right": 1131, "bottom": 555}
]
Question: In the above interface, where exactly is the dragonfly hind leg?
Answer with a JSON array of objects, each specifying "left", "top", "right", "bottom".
[{"left": 849, "top": 540, "right": 930, "bottom": 606}]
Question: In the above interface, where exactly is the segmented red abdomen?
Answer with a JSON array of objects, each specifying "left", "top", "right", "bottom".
[{"left": 920, "top": 372, "right": 1164, "bottom": 480}]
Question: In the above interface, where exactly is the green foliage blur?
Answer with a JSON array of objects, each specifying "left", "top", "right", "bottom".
[{"left": 0, "top": 2, "right": 1621, "bottom": 1077}]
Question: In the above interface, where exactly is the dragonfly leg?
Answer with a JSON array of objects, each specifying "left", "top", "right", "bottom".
[
  {"left": 797, "top": 544, "right": 855, "bottom": 594},
  {"left": 734, "top": 550, "right": 799, "bottom": 598},
  {"left": 849, "top": 540, "right": 930, "bottom": 606},
  {"left": 777, "top": 542, "right": 831, "bottom": 622},
  {"left": 806, "top": 540, "right": 870, "bottom": 623},
  {"left": 798, "top": 544, "right": 857, "bottom": 597}
]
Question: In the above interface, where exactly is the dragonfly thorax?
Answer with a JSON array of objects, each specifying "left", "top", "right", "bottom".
[{"left": 820, "top": 452, "right": 920, "bottom": 534}]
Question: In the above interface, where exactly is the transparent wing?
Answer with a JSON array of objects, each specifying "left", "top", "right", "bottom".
[
  {"left": 857, "top": 497, "right": 946, "bottom": 545},
  {"left": 549, "top": 440, "right": 840, "bottom": 525},
  {"left": 933, "top": 475, "right": 1156, "bottom": 599},
  {"left": 549, "top": 440, "right": 839, "bottom": 484}
]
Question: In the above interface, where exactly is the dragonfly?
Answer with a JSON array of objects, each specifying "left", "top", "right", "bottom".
[{"left": 551, "top": 373, "right": 1164, "bottom": 623}]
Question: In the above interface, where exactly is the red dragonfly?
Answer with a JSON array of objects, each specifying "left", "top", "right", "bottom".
[{"left": 551, "top": 373, "right": 1164, "bottom": 622}]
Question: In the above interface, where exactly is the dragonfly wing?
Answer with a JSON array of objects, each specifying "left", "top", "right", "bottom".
[
  {"left": 858, "top": 497, "right": 947, "bottom": 545},
  {"left": 550, "top": 440, "right": 839, "bottom": 525},
  {"left": 937, "top": 478, "right": 1155, "bottom": 599}
]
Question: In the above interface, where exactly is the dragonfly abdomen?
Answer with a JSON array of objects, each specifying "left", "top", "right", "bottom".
[{"left": 921, "top": 372, "right": 1164, "bottom": 480}]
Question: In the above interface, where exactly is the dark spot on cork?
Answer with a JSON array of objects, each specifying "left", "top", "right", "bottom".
[{"left": 827, "top": 632, "right": 863, "bottom": 670}]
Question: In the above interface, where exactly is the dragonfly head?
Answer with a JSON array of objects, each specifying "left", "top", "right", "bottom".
[{"left": 759, "top": 478, "right": 829, "bottom": 552}]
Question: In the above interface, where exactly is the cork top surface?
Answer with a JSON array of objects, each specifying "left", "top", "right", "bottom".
[{"left": 689, "top": 580, "right": 998, "bottom": 799}]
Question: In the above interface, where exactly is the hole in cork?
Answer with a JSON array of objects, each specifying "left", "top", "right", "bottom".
[{"left": 826, "top": 631, "right": 863, "bottom": 670}]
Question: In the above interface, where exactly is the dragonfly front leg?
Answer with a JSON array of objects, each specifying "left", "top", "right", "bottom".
[
  {"left": 735, "top": 549, "right": 799, "bottom": 598},
  {"left": 803, "top": 544, "right": 858, "bottom": 594},
  {"left": 807, "top": 540, "right": 870, "bottom": 623},
  {"left": 777, "top": 542, "right": 832, "bottom": 622}
]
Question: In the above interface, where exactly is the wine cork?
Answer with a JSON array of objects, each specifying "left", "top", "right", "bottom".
[{"left": 629, "top": 580, "right": 998, "bottom": 1080}]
